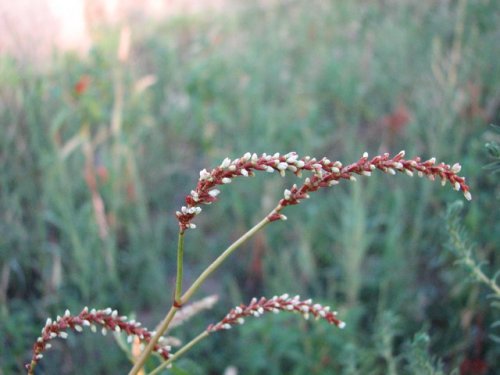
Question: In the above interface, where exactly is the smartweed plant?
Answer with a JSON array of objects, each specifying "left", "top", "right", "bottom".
[{"left": 26, "top": 150, "right": 472, "bottom": 374}]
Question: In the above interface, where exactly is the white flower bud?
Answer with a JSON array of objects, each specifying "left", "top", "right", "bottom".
[
  {"left": 277, "top": 162, "right": 288, "bottom": 171},
  {"left": 208, "top": 189, "right": 220, "bottom": 197},
  {"left": 284, "top": 189, "right": 292, "bottom": 200},
  {"left": 451, "top": 163, "right": 462, "bottom": 173},
  {"left": 394, "top": 162, "right": 404, "bottom": 170},
  {"left": 199, "top": 169, "right": 210, "bottom": 180},
  {"left": 221, "top": 157, "right": 231, "bottom": 168}
]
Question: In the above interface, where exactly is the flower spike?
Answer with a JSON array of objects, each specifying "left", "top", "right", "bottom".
[
  {"left": 177, "top": 151, "right": 471, "bottom": 231},
  {"left": 267, "top": 151, "right": 471, "bottom": 220},
  {"left": 26, "top": 307, "right": 171, "bottom": 374},
  {"left": 206, "top": 295, "right": 345, "bottom": 333}
]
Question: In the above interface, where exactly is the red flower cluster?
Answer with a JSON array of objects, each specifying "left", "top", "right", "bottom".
[
  {"left": 74, "top": 75, "right": 91, "bottom": 95},
  {"left": 26, "top": 307, "right": 171, "bottom": 374},
  {"left": 207, "top": 294, "right": 345, "bottom": 333},
  {"left": 177, "top": 151, "right": 471, "bottom": 231}
]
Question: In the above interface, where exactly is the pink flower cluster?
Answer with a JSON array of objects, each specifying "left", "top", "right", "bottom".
[
  {"left": 268, "top": 151, "right": 471, "bottom": 220},
  {"left": 177, "top": 151, "right": 471, "bottom": 231},
  {"left": 26, "top": 307, "right": 171, "bottom": 374},
  {"left": 206, "top": 294, "right": 345, "bottom": 333}
]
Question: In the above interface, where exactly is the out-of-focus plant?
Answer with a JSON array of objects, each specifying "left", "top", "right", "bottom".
[
  {"left": 446, "top": 129, "right": 500, "bottom": 344},
  {"left": 25, "top": 150, "right": 471, "bottom": 374},
  {"left": 484, "top": 124, "right": 500, "bottom": 175},
  {"left": 403, "top": 332, "right": 448, "bottom": 375},
  {"left": 446, "top": 201, "right": 500, "bottom": 302}
]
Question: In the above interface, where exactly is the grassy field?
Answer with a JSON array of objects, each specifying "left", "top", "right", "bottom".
[{"left": 1, "top": 0, "right": 499, "bottom": 374}]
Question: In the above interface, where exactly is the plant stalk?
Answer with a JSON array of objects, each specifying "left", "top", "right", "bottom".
[
  {"left": 148, "top": 331, "right": 210, "bottom": 375},
  {"left": 128, "top": 306, "right": 179, "bottom": 375},
  {"left": 174, "top": 233, "right": 185, "bottom": 304},
  {"left": 130, "top": 212, "right": 274, "bottom": 375}
]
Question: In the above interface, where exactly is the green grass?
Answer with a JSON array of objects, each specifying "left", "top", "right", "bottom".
[{"left": 1, "top": 0, "right": 499, "bottom": 373}]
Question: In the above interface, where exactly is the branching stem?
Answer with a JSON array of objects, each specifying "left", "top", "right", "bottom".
[{"left": 148, "top": 331, "right": 210, "bottom": 375}]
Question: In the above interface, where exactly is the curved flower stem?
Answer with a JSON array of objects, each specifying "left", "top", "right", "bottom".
[
  {"left": 129, "top": 306, "right": 179, "bottom": 375},
  {"left": 130, "top": 211, "right": 275, "bottom": 375},
  {"left": 148, "top": 331, "right": 210, "bottom": 375},
  {"left": 174, "top": 233, "right": 185, "bottom": 304},
  {"left": 129, "top": 232, "right": 186, "bottom": 375},
  {"left": 180, "top": 214, "right": 272, "bottom": 304}
]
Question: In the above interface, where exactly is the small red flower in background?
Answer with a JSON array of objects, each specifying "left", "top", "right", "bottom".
[
  {"left": 96, "top": 165, "right": 108, "bottom": 183},
  {"left": 460, "top": 358, "right": 488, "bottom": 375},
  {"left": 74, "top": 75, "right": 91, "bottom": 95},
  {"left": 381, "top": 103, "right": 411, "bottom": 135}
]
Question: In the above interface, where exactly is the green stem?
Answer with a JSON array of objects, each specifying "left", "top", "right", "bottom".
[
  {"left": 128, "top": 306, "right": 179, "bottom": 375},
  {"left": 180, "top": 216, "right": 270, "bottom": 304},
  {"left": 175, "top": 233, "right": 185, "bottom": 303},
  {"left": 148, "top": 331, "right": 210, "bottom": 375},
  {"left": 469, "top": 259, "right": 500, "bottom": 296},
  {"left": 130, "top": 210, "right": 275, "bottom": 375}
]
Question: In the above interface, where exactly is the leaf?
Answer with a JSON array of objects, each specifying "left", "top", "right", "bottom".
[
  {"left": 489, "top": 123, "right": 500, "bottom": 133},
  {"left": 483, "top": 160, "right": 500, "bottom": 172}
]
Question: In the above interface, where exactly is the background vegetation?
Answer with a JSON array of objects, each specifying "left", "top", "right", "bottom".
[{"left": 1, "top": 0, "right": 499, "bottom": 373}]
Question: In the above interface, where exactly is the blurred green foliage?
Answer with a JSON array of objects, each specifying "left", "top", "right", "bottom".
[{"left": 1, "top": 0, "right": 499, "bottom": 373}]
